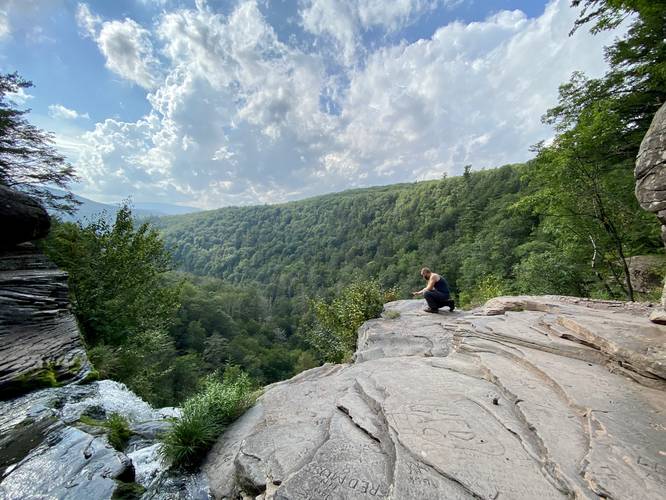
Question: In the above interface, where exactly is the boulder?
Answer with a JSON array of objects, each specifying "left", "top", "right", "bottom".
[
  {"left": 626, "top": 255, "right": 666, "bottom": 293},
  {"left": 635, "top": 102, "right": 666, "bottom": 320},
  {"left": 0, "top": 185, "right": 50, "bottom": 248},
  {"left": 636, "top": 102, "right": 666, "bottom": 217},
  {"left": 204, "top": 298, "right": 666, "bottom": 499}
]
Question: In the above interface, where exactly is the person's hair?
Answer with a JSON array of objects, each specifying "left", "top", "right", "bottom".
[{"left": 420, "top": 267, "right": 431, "bottom": 277}]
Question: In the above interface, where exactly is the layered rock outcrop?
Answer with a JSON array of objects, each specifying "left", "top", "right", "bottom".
[
  {"left": 204, "top": 297, "right": 666, "bottom": 499},
  {"left": 0, "top": 188, "right": 89, "bottom": 398},
  {"left": 0, "top": 243, "right": 91, "bottom": 397},
  {"left": 635, "top": 101, "right": 666, "bottom": 322}
]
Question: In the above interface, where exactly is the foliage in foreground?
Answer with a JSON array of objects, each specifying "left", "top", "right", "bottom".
[
  {"left": 160, "top": 369, "right": 256, "bottom": 468},
  {"left": 520, "top": 0, "right": 666, "bottom": 301},
  {"left": 304, "top": 280, "right": 397, "bottom": 363},
  {"left": 459, "top": 275, "right": 510, "bottom": 309}
]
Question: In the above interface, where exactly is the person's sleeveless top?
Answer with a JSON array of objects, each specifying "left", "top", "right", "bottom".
[{"left": 434, "top": 275, "right": 450, "bottom": 295}]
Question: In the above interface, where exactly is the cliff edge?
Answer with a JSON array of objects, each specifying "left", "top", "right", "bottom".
[{"left": 204, "top": 296, "right": 666, "bottom": 499}]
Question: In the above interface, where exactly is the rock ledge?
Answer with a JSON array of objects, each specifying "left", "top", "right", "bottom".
[{"left": 204, "top": 296, "right": 666, "bottom": 500}]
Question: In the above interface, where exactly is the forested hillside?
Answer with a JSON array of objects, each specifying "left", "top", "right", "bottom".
[
  {"left": 157, "top": 165, "right": 531, "bottom": 304},
  {"left": 156, "top": 161, "right": 660, "bottom": 312}
]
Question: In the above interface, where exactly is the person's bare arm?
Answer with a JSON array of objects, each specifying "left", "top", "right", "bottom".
[{"left": 413, "top": 274, "right": 438, "bottom": 296}]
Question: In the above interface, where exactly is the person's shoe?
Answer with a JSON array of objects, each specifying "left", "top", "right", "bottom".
[
  {"left": 423, "top": 307, "right": 439, "bottom": 313},
  {"left": 448, "top": 300, "right": 455, "bottom": 312}
]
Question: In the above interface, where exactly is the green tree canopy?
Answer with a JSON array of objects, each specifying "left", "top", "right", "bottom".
[
  {"left": 0, "top": 72, "right": 77, "bottom": 212},
  {"left": 45, "top": 204, "right": 181, "bottom": 345},
  {"left": 518, "top": 0, "right": 665, "bottom": 300}
]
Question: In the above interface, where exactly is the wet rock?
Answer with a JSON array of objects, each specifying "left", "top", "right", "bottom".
[
  {"left": 0, "top": 185, "right": 50, "bottom": 249},
  {"left": 59, "top": 380, "right": 172, "bottom": 424},
  {"left": 0, "top": 426, "right": 132, "bottom": 499},
  {"left": 130, "top": 420, "right": 173, "bottom": 442},
  {"left": 204, "top": 298, "right": 666, "bottom": 499},
  {"left": 0, "top": 380, "right": 196, "bottom": 499},
  {"left": 141, "top": 471, "right": 211, "bottom": 500}
]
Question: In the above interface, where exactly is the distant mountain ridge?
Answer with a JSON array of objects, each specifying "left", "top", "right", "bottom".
[{"left": 48, "top": 188, "right": 201, "bottom": 223}]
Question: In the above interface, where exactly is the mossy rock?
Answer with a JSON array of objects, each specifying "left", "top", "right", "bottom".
[
  {"left": 0, "top": 366, "right": 61, "bottom": 400},
  {"left": 82, "top": 369, "right": 101, "bottom": 384}
]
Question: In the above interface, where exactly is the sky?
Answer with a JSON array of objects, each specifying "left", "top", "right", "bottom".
[{"left": 0, "top": 0, "right": 623, "bottom": 209}]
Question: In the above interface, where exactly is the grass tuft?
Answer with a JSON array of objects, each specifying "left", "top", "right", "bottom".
[
  {"left": 79, "top": 413, "right": 131, "bottom": 451},
  {"left": 82, "top": 369, "right": 101, "bottom": 384},
  {"left": 106, "top": 413, "right": 132, "bottom": 450},
  {"left": 160, "top": 369, "right": 256, "bottom": 469}
]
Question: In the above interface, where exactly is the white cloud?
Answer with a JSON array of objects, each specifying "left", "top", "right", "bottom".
[
  {"left": 75, "top": 3, "right": 99, "bottom": 38},
  {"left": 324, "top": 0, "right": 618, "bottom": 185},
  {"left": 73, "top": 1, "right": 332, "bottom": 207},
  {"left": 300, "top": 0, "right": 444, "bottom": 65},
  {"left": 0, "top": 0, "right": 68, "bottom": 43},
  {"left": 138, "top": 0, "right": 171, "bottom": 5},
  {"left": 48, "top": 104, "right": 90, "bottom": 120},
  {"left": 27, "top": 25, "right": 55, "bottom": 44},
  {"left": 70, "top": 0, "right": 624, "bottom": 208},
  {"left": 76, "top": 3, "right": 161, "bottom": 88},
  {"left": 0, "top": 8, "right": 10, "bottom": 40}
]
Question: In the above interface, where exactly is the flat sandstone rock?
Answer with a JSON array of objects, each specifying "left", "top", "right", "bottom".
[{"left": 204, "top": 297, "right": 666, "bottom": 499}]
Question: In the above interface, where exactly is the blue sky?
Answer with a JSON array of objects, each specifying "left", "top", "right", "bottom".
[{"left": 0, "top": 0, "right": 622, "bottom": 208}]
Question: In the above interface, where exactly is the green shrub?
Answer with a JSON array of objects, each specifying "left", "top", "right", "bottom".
[
  {"left": 305, "top": 279, "right": 397, "bottom": 362},
  {"left": 87, "top": 344, "right": 120, "bottom": 379},
  {"left": 161, "top": 369, "right": 256, "bottom": 469},
  {"left": 514, "top": 251, "right": 584, "bottom": 296},
  {"left": 82, "top": 369, "right": 100, "bottom": 384},
  {"left": 384, "top": 310, "right": 400, "bottom": 319}
]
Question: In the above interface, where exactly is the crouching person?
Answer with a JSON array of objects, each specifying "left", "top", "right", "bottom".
[{"left": 412, "top": 267, "right": 455, "bottom": 313}]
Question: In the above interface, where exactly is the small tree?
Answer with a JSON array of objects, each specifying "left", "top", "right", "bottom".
[
  {"left": 304, "top": 280, "right": 397, "bottom": 362},
  {"left": 43, "top": 204, "right": 181, "bottom": 345},
  {"left": 0, "top": 72, "right": 78, "bottom": 212}
]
